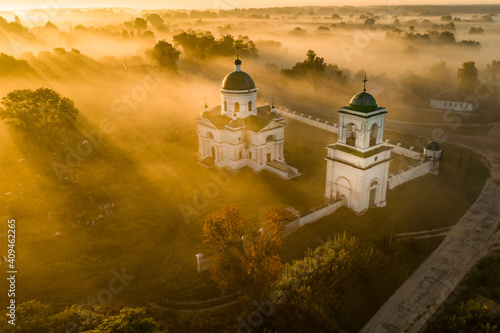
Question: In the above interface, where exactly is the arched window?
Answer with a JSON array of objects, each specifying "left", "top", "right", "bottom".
[
  {"left": 347, "top": 123, "right": 356, "bottom": 146},
  {"left": 248, "top": 101, "right": 252, "bottom": 111},
  {"left": 266, "top": 135, "right": 276, "bottom": 143},
  {"left": 370, "top": 124, "right": 378, "bottom": 147},
  {"left": 206, "top": 132, "right": 214, "bottom": 139},
  {"left": 224, "top": 101, "right": 227, "bottom": 111},
  {"left": 239, "top": 150, "right": 243, "bottom": 159},
  {"left": 235, "top": 102, "right": 240, "bottom": 112}
]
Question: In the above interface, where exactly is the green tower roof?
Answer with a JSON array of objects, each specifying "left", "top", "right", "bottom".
[{"left": 347, "top": 92, "right": 378, "bottom": 112}]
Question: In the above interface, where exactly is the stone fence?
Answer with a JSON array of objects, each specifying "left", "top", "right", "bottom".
[
  {"left": 388, "top": 160, "right": 433, "bottom": 190},
  {"left": 384, "top": 140, "right": 422, "bottom": 160},
  {"left": 283, "top": 199, "right": 343, "bottom": 235},
  {"left": 278, "top": 108, "right": 338, "bottom": 134}
]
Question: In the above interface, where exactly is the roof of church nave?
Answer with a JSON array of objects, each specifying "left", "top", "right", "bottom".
[{"left": 199, "top": 105, "right": 282, "bottom": 132}]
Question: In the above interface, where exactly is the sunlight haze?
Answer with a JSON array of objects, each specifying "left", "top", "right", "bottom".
[{"left": 1, "top": 0, "right": 499, "bottom": 11}]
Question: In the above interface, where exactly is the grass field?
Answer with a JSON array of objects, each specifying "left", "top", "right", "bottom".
[{"left": 0, "top": 116, "right": 489, "bottom": 316}]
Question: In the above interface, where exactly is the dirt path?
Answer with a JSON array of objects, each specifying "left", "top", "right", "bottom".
[{"left": 361, "top": 149, "right": 500, "bottom": 333}]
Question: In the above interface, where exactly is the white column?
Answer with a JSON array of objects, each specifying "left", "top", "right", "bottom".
[
  {"left": 325, "top": 161, "right": 333, "bottom": 200},
  {"left": 196, "top": 253, "right": 204, "bottom": 273}
]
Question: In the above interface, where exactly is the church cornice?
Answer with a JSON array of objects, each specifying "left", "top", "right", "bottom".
[
  {"left": 339, "top": 108, "right": 387, "bottom": 119},
  {"left": 325, "top": 156, "right": 393, "bottom": 171},
  {"left": 326, "top": 144, "right": 393, "bottom": 158},
  {"left": 219, "top": 88, "right": 259, "bottom": 94}
]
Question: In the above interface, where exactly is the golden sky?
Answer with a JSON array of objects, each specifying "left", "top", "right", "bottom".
[{"left": 1, "top": 0, "right": 498, "bottom": 11}]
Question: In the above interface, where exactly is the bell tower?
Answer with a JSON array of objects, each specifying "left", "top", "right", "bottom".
[{"left": 325, "top": 78, "right": 393, "bottom": 213}]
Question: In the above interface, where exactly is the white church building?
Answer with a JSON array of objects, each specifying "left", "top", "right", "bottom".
[
  {"left": 325, "top": 87, "right": 393, "bottom": 213},
  {"left": 196, "top": 57, "right": 299, "bottom": 179}
]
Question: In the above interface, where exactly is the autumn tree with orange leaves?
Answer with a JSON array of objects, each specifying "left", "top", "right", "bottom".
[{"left": 202, "top": 205, "right": 294, "bottom": 297}]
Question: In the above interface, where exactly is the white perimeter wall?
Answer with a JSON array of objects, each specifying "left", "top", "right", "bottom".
[
  {"left": 388, "top": 161, "right": 433, "bottom": 190},
  {"left": 279, "top": 108, "right": 339, "bottom": 133}
]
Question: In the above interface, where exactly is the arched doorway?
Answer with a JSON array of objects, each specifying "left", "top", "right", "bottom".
[
  {"left": 206, "top": 132, "right": 215, "bottom": 160},
  {"left": 265, "top": 135, "right": 276, "bottom": 163},
  {"left": 335, "top": 177, "right": 351, "bottom": 205},
  {"left": 369, "top": 179, "right": 379, "bottom": 207}
]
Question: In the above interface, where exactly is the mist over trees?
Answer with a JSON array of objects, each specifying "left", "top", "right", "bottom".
[
  {"left": 0, "top": 88, "right": 79, "bottom": 149},
  {"left": 281, "top": 50, "right": 345, "bottom": 91},
  {"left": 0, "top": 5, "right": 499, "bottom": 333},
  {"left": 0, "top": 53, "right": 36, "bottom": 76},
  {"left": 149, "top": 40, "right": 181, "bottom": 70},
  {"left": 172, "top": 32, "right": 258, "bottom": 60},
  {"left": 458, "top": 61, "right": 479, "bottom": 93}
]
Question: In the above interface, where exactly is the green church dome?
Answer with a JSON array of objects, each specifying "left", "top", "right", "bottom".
[
  {"left": 425, "top": 140, "right": 441, "bottom": 151},
  {"left": 348, "top": 92, "right": 378, "bottom": 112}
]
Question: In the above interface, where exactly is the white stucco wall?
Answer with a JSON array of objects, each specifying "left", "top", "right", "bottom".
[
  {"left": 385, "top": 142, "right": 422, "bottom": 160},
  {"left": 220, "top": 91, "right": 258, "bottom": 118},
  {"left": 278, "top": 108, "right": 339, "bottom": 133},
  {"left": 299, "top": 200, "right": 344, "bottom": 226},
  {"left": 430, "top": 99, "right": 474, "bottom": 112},
  {"left": 388, "top": 161, "right": 433, "bottom": 190}
]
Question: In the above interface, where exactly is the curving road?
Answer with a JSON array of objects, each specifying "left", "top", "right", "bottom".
[{"left": 361, "top": 121, "right": 500, "bottom": 332}]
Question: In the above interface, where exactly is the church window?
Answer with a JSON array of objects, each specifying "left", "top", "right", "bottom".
[
  {"left": 347, "top": 123, "right": 356, "bottom": 146},
  {"left": 235, "top": 102, "right": 240, "bottom": 112},
  {"left": 370, "top": 124, "right": 378, "bottom": 147},
  {"left": 224, "top": 101, "right": 227, "bottom": 111},
  {"left": 266, "top": 135, "right": 276, "bottom": 143},
  {"left": 248, "top": 101, "right": 252, "bottom": 111}
]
